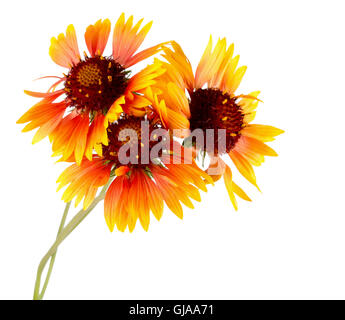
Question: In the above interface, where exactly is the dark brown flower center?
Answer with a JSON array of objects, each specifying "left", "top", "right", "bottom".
[
  {"left": 64, "top": 56, "right": 128, "bottom": 115},
  {"left": 189, "top": 88, "right": 244, "bottom": 155},
  {"left": 102, "top": 116, "right": 164, "bottom": 166}
]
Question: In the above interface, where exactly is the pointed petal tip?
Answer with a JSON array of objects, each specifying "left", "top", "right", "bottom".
[{"left": 105, "top": 220, "right": 115, "bottom": 232}]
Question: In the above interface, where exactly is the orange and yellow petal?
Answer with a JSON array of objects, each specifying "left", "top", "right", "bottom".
[
  {"left": 219, "top": 49, "right": 247, "bottom": 95},
  {"left": 104, "top": 175, "right": 127, "bottom": 232},
  {"left": 126, "top": 42, "right": 170, "bottom": 69},
  {"left": 195, "top": 36, "right": 228, "bottom": 89},
  {"left": 232, "top": 181, "right": 252, "bottom": 202},
  {"left": 238, "top": 91, "right": 261, "bottom": 123},
  {"left": 85, "top": 19, "right": 111, "bottom": 57},
  {"left": 104, "top": 157, "right": 211, "bottom": 232},
  {"left": 143, "top": 86, "right": 168, "bottom": 127},
  {"left": 148, "top": 62, "right": 191, "bottom": 119},
  {"left": 233, "top": 135, "right": 279, "bottom": 169},
  {"left": 17, "top": 93, "right": 67, "bottom": 144},
  {"left": 122, "top": 94, "right": 151, "bottom": 117},
  {"left": 229, "top": 150, "right": 260, "bottom": 191},
  {"left": 125, "top": 61, "right": 166, "bottom": 100},
  {"left": 151, "top": 168, "right": 184, "bottom": 219},
  {"left": 24, "top": 89, "right": 65, "bottom": 99},
  {"left": 233, "top": 136, "right": 265, "bottom": 167},
  {"left": 49, "top": 25, "right": 80, "bottom": 68},
  {"left": 223, "top": 164, "right": 238, "bottom": 210},
  {"left": 238, "top": 136, "right": 278, "bottom": 157},
  {"left": 141, "top": 171, "right": 164, "bottom": 221},
  {"left": 222, "top": 65, "right": 247, "bottom": 95},
  {"left": 144, "top": 84, "right": 190, "bottom": 134},
  {"left": 238, "top": 91, "right": 261, "bottom": 113},
  {"left": 206, "top": 155, "right": 252, "bottom": 208},
  {"left": 241, "top": 124, "right": 284, "bottom": 142},
  {"left": 112, "top": 13, "right": 164, "bottom": 68},
  {"left": 85, "top": 113, "right": 108, "bottom": 160},
  {"left": 209, "top": 42, "right": 234, "bottom": 89},
  {"left": 106, "top": 95, "right": 125, "bottom": 122},
  {"left": 50, "top": 112, "right": 90, "bottom": 165},
  {"left": 57, "top": 157, "right": 111, "bottom": 210},
  {"left": 129, "top": 170, "right": 151, "bottom": 231},
  {"left": 161, "top": 41, "right": 195, "bottom": 93},
  {"left": 105, "top": 170, "right": 152, "bottom": 232}
]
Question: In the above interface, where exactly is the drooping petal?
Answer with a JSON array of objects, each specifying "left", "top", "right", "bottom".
[
  {"left": 122, "top": 178, "right": 139, "bottom": 232},
  {"left": 232, "top": 181, "right": 251, "bottom": 202},
  {"left": 50, "top": 112, "right": 90, "bottom": 165},
  {"left": 74, "top": 117, "right": 91, "bottom": 165},
  {"left": 152, "top": 169, "right": 183, "bottom": 219},
  {"left": 104, "top": 175, "right": 126, "bottom": 232},
  {"left": 58, "top": 157, "right": 111, "bottom": 210},
  {"left": 151, "top": 159, "right": 211, "bottom": 220},
  {"left": 141, "top": 172, "right": 164, "bottom": 221},
  {"left": 229, "top": 150, "right": 260, "bottom": 190},
  {"left": 116, "top": 184, "right": 130, "bottom": 232},
  {"left": 129, "top": 170, "right": 150, "bottom": 231},
  {"left": 223, "top": 165, "right": 238, "bottom": 210}
]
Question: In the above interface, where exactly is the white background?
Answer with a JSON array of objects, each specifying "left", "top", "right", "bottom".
[{"left": 1, "top": 0, "right": 345, "bottom": 300}]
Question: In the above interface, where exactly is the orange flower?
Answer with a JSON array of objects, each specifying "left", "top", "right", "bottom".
[
  {"left": 17, "top": 14, "right": 167, "bottom": 165},
  {"left": 156, "top": 39, "right": 284, "bottom": 209},
  {"left": 57, "top": 116, "right": 212, "bottom": 232}
]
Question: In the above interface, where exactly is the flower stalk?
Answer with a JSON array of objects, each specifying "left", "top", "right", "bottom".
[{"left": 33, "top": 180, "right": 112, "bottom": 300}]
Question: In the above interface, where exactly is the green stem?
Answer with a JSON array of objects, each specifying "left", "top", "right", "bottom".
[
  {"left": 33, "top": 180, "right": 112, "bottom": 300},
  {"left": 38, "top": 201, "right": 71, "bottom": 300}
]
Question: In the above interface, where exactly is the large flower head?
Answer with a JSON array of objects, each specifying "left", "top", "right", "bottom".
[
  {"left": 57, "top": 115, "right": 212, "bottom": 232},
  {"left": 156, "top": 39, "right": 284, "bottom": 209},
  {"left": 17, "top": 14, "right": 168, "bottom": 165}
]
